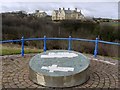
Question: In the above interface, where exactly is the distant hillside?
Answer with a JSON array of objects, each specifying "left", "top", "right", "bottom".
[
  {"left": 1, "top": 12, "right": 119, "bottom": 57},
  {"left": 2, "top": 12, "right": 119, "bottom": 42}
]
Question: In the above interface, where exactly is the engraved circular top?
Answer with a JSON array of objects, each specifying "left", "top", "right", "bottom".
[{"left": 29, "top": 50, "right": 90, "bottom": 76}]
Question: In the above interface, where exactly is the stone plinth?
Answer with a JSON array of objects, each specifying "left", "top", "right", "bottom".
[{"left": 29, "top": 50, "right": 90, "bottom": 87}]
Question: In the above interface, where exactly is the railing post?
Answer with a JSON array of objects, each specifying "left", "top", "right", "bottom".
[
  {"left": 68, "top": 36, "right": 72, "bottom": 51},
  {"left": 21, "top": 36, "right": 24, "bottom": 57},
  {"left": 44, "top": 36, "right": 46, "bottom": 52},
  {"left": 94, "top": 37, "right": 99, "bottom": 58}
]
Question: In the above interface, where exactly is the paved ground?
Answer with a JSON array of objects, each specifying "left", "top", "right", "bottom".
[{"left": 1, "top": 54, "right": 119, "bottom": 89}]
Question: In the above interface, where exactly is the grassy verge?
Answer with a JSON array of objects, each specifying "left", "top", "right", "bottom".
[
  {"left": 0, "top": 43, "right": 119, "bottom": 60},
  {"left": 0, "top": 43, "right": 43, "bottom": 56},
  {"left": 83, "top": 52, "right": 120, "bottom": 60}
]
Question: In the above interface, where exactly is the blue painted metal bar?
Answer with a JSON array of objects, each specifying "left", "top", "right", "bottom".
[
  {"left": 43, "top": 36, "right": 47, "bottom": 52},
  {"left": 1, "top": 37, "right": 119, "bottom": 46},
  {"left": 24, "top": 38, "right": 44, "bottom": 41},
  {"left": 1, "top": 36, "right": 120, "bottom": 58},
  {"left": 98, "top": 40, "right": 120, "bottom": 46},
  {"left": 0, "top": 39, "right": 21, "bottom": 43},
  {"left": 68, "top": 36, "right": 72, "bottom": 51},
  {"left": 46, "top": 38, "right": 68, "bottom": 40},
  {"left": 72, "top": 38, "right": 96, "bottom": 42},
  {"left": 94, "top": 38, "right": 99, "bottom": 58},
  {"left": 21, "top": 36, "right": 24, "bottom": 57}
]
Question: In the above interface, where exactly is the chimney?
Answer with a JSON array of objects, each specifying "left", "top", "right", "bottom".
[
  {"left": 36, "top": 10, "right": 39, "bottom": 13},
  {"left": 63, "top": 7, "right": 65, "bottom": 10},
  {"left": 68, "top": 8, "right": 70, "bottom": 10},
  {"left": 80, "top": 10, "right": 81, "bottom": 13},
  {"left": 59, "top": 8, "right": 61, "bottom": 10},
  {"left": 75, "top": 8, "right": 77, "bottom": 11}
]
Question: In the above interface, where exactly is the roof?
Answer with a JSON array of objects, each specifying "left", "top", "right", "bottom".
[
  {"left": 64, "top": 10, "right": 72, "bottom": 14},
  {"left": 65, "top": 10, "right": 83, "bottom": 16},
  {"left": 53, "top": 9, "right": 82, "bottom": 15},
  {"left": 53, "top": 10, "right": 58, "bottom": 13}
]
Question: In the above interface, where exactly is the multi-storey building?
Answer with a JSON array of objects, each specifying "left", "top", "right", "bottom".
[
  {"left": 52, "top": 8, "right": 85, "bottom": 21},
  {"left": 34, "top": 10, "right": 47, "bottom": 18}
]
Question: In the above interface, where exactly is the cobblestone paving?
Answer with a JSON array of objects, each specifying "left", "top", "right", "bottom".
[{"left": 1, "top": 54, "right": 119, "bottom": 89}]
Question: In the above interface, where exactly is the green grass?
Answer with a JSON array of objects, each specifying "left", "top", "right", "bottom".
[
  {"left": 0, "top": 44, "right": 43, "bottom": 56},
  {"left": 1, "top": 44, "right": 119, "bottom": 60},
  {"left": 111, "top": 57, "right": 120, "bottom": 60},
  {"left": 83, "top": 52, "right": 120, "bottom": 60},
  {"left": 111, "top": 22, "right": 120, "bottom": 27}
]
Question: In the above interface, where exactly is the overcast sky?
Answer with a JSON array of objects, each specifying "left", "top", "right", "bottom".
[{"left": 0, "top": 0, "right": 119, "bottom": 19}]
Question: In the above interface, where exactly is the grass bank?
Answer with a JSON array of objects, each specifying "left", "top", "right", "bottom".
[
  {"left": 0, "top": 43, "right": 119, "bottom": 60},
  {"left": 0, "top": 43, "right": 43, "bottom": 56}
]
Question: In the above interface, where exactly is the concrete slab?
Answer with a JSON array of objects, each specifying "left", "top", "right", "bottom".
[{"left": 29, "top": 50, "right": 90, "bottom": 87}]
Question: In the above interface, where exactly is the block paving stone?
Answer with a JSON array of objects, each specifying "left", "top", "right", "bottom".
[{"left": 1, "top": 54, "right": 119, "bottom": 89}]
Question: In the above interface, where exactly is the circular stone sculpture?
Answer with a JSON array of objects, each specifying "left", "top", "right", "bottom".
[{"left": 29, "top": 50, "right": 90, "bottom": 87}]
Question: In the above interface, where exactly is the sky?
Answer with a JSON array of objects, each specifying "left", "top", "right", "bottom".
[{"left": 0, "top": 0, "right": 119, "bottom": 19}]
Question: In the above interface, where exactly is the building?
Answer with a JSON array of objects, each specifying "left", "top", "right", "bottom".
[
  {"left": 52, "top": 8, "right": 85, "bottom": 21},
  {"left": 34, "top": 10, "right": 47, "bottom": 18}
]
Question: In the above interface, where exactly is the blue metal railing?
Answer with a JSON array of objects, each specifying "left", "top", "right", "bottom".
[{"left": 0, "top": 36, "right": 120, "bottom": 57}]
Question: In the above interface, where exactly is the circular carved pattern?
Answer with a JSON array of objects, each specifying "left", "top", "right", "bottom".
[{"left": 2, "top": 54, "right": 119, "bottom": 89}]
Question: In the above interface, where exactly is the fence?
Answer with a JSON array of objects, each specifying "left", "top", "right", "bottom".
[{"left": 0, "top": 36, "right": 120, "bottom": 58}]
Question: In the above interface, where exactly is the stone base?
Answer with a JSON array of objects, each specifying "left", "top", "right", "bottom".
[
  {"left": 29, "top": 66, "right": 90, "bottom": 87},
  {"left": 29, "top": 50, "right": 90, "bottom": 87}
]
